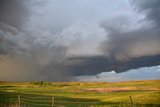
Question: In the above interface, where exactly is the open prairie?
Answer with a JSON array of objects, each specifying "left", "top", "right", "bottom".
[{"left": 0, "top": 80, "right": 160, "bottom": 107}]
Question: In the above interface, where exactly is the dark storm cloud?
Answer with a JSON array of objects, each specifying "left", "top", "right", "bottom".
[
  {"left": 0, "top": 0, "right": 69, "bottom": 81},
  {"left": 64, "top": 0, "right": 160, "bottom": 75},
  {"left": 66, "top": 56, "right": 109, "bottom": 76},
  {"left": 0, "top": 0, "right": 30, "bottom": 28},
  {"left": 131, "top": 0, "right": 160, "bottom": 27},
  {"left": 96, "top": 0, "right": 160, "bottom": 73},
  {"left": 100, "top": 23, "right": 160, "bottom": 60},
  {"left": 0, "top": 0, "right": 160, "bottom": 81}
]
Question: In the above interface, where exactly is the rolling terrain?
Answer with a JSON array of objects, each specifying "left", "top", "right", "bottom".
[{"left": 0, "top": 80, "right": 160, "bottom": 107}]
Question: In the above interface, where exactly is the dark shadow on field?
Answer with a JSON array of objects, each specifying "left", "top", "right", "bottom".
[{"left": 0, "top": 91, "right": 160, "bottom": 107}]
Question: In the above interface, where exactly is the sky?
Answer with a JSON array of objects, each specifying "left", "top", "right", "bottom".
[
  {"left": 0, "top": 0, "right": 160, "bottom": 81},
  {"left": 76, "top": 66, "right": 160, "bottom": 82}
]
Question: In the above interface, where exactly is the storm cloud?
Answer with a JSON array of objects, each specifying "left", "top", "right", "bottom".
[
  {"left": 0, "top": 0, "right": 160, "bottom": 81},
  {"left": 65, "top": 0, "right": 160, "bottom": 75},
  {"left": 0, "top": 0, "right": 69, "bottom": 81},
  {"left": 0, "top": 0, "right": 30, "bottom": 28},
  {"left": 97, "top": 0, "right": 160, "bottom": 73}
]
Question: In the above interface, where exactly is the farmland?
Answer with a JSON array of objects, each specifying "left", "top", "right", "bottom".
[{"left": 0, "top": 80, "right": 160, "bottom": 107}]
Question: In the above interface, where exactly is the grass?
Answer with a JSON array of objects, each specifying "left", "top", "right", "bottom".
[{"left": 0, "top": 80, "right": 160, "bottom": 107}]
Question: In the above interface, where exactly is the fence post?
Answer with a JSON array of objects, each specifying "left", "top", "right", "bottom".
[
  {"left": 52, "top": 97, "right": 54, "bottom": 107},
  {"left": 129, "top": 96, "right": 133, "bottom": 107},
  {"left": 18, "top": 95, "right": 21, "bottom": 107},
  {"left": 9, "top": 99, "right": 11, "bottom": 107}
]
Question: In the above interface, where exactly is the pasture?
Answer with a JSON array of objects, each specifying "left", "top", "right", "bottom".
[{"left": 0, "top": 80, "right": 160, "bottom": 107}]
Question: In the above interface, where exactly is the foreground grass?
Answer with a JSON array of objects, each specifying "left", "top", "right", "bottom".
[{"left": 0, "top": 80, "right": 160, "bottom": 106}]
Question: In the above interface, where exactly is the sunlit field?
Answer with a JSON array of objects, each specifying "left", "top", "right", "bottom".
[{"left": 0, "top": 80, "right": 160, "bottom": 107}]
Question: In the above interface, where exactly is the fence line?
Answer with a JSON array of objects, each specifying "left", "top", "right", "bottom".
[
  {"left": 0, "top": 95, "right": 102, "bottom": 107},
  {"left": 1, "top": 95, "right": 147, "bottom": 107}
]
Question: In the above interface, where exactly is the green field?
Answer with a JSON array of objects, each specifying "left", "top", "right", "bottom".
[{"left": 0, "top": 80, "right": 160, "bottom": 107}]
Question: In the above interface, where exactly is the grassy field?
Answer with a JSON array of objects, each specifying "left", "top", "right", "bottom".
[{"left": 0, "top": 80, "right": 160, "bottom": 107}]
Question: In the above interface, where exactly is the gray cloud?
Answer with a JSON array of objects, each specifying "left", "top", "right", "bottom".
[
  {"left": 98, "top": 0, "right": 160, "bottom": 72},
  {"left": 0, "top": 22, "right": 70, "bottom": 81},
  {"left": 0, "top": 0, "right": 160, "bottom": 81},
  {"left": 0, "top": 0, "right": 70, "bottom": 81},
  {"left": 0, "top": 0, "right": 30, "bottom": 28},
  {"left": 63, "top": 0, "right": 160, "bottom": 75},
  {"left": 131, "top": 0, "right": 160, "bottom": 27}
]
